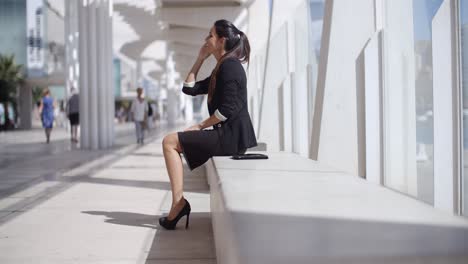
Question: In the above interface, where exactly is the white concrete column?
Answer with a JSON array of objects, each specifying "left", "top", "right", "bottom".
[
  {"left": 290, "top": 72, "right": 298, "bottom": 154},
  {"left": 106, "top": 0, "right": 115, "bottom": 147},
  {"left": 158, "top": 88, "right": 166, "bottom": 122},
  {"left": 78, "top": 0, "right": 114, "bottom": 149},
  {"left": 18, "top": 84, "right": 32, "bottom": 129},
  {"left": 88, "top": 1, "right": 99, "bottom": 150},
  {"left": 65, "top": 0, "right": 78, "bottom": 133},
  {"left": 73, "top": 2, "right": 79, "bottom": 91},
  {"left": 66, "top": 0, "right": 79, "bottom": 94},
  {"left": 136, "top": 60, "right": 143, "bottom": 87},
  {"left": 65, "top": 0, "right": 71, "bottom": 93},
  {"left": 185, "top": 94, "right": 193, "bottom": 121},
  {"left": 78, "top": 0, "right": 90, "bottom": 149},
  {"left": 364, "top": 32, "right": 383, "bottom": 184},
  {"left": 433, "top": 0, "right": 455, "bottom": 212},
  {"left": 282, "top": 74, "right": 293, "bottom": 152},
  {"left": 307, "top": 63, "right": 315, "bottom": 157},
  {"left": 97, "top": 0, "right": 107, "bottom": 149},
  {"left": 383, "top": 0, "right": 417, "bottom": 195},
  {"left": 166, "top": 53, "right": 177, "bottom": 126},
  {"left": 167, "top": 90, "right": 178, "bottom": 126}
]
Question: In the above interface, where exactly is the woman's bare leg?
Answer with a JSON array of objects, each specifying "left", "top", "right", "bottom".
[
  {"left": 162, "top": 133, "right": 186, "bottom": 220},
  {"left": 72, "top": 125, "right": 78, "bottom": 141},
  {"left": 45, "top": 128, "right": 51, "bottom": 143}
]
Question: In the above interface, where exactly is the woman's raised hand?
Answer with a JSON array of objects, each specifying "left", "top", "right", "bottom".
[
  {"left": 198, "top": 44, "right": 211, "bottom": 61},
  {"left": 185, "top": 44, "right": 209, "bottom": 84}
]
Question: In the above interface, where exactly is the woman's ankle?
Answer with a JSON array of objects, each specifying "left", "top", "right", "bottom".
[{"left": 171, "top": 196, "right": 185, "bottom": 208}]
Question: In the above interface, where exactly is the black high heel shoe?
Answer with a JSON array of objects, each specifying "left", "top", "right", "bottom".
[{"left": 159, "top": 198, "right": 191, "bottom": 230}]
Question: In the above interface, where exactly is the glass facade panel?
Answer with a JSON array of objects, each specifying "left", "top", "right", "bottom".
[
  {"left": 383, "top": 0, "right": 443, "bottom": 204},
  {"left": 308, "top": 0, "right": 325, "bottom": 99},
  {"left": 114, "top": 58, "right": 121, "bottom": 98},
  {"left": 0, "top": 0, "right": 27, "bottom": 67},
  {"left": 45, "top": 4, "right": 65, "bottom": 76},
  {"left": 412, "top": 0, "right": 443, "bottom": 204},
  {"left": 383, "top": 0, "right": 419, "bottom": 197},
  {"left": 309, "top": 0, "right": 325, "bottom": 61},
  {"left": 307, "top": 0, "right": 325, "bottom": 153}
]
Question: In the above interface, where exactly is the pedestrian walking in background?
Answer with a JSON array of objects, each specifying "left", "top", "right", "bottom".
[
  {"left": 38, "top": 89, "right": 55, "bottom": 143},
  {"left": 130, "top": 87, "right": 148, "bottom": 144},
  {"left": 66, "top": 88, "right": 80, "bottom": 143}
]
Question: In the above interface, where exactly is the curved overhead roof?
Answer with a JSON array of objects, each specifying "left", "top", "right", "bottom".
[{"left": 113, "top": 0, "right": 252, "bottom": 82}]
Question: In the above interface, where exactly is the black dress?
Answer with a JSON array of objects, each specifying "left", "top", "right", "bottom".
[{"left": 178, "top": 57, "right": 257, "bottom": 170}]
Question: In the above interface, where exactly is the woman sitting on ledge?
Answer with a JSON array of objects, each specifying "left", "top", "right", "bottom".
[{"left": 159, "top": 19, "right": 257, "bottom": 230}]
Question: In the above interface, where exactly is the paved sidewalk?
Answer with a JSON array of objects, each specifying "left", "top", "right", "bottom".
[
  {"left": 0, "top": 124, "right": 216, "bottom": 263},
  {"left": 0, "top": 123, "right": 163, "bottom": 199},
  {"left": 0, "top": 122, "right": 137, "bottom": 146}
]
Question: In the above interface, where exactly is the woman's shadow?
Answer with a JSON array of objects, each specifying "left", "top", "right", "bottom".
[
  {"left": 82, "top": 210, "right": 216, "bottom": 262},
  {"left": 82, "top": 211, "right": 159, "bottom": 229}
]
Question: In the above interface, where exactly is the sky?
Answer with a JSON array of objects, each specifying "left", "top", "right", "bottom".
[
  {"left": 412, "top": 0, "right": 444, "bottom": 41},
  {"left": 461, "top": 0, "right": 468, "bottom": 24},
  {"left": 412, "top": 0, "right": 468, "bottom": 39}
]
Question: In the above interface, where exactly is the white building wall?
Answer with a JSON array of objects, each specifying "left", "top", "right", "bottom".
[
  {"left": 258, "top": 23, "right": 289, "bottom": 151},
  {"left": 364, "top": 31, "right": 383, "bottom": 184},
  {"left": 292, "top": 2, "right": 311, "bottom": 157},
  {"left": 312, "top": 0, "right": 375, "bottom": 176},
  {"left": 432, "top": 0, "right": 455, "bottom": 212},
  {"left": 246, "top": 0, "right": 269, "bottom": 135},
  {"left": 258, "top": 0, "right": 310, "bottom": 152},
  {"left": 246, "top": 0, "right": 270, "bottom": 56},
  {"left": 282, "top": 74, "right": 293, "bottom": 152}
]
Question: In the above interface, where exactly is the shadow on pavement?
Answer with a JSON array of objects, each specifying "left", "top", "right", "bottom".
[
  {"left": 81, "top": 210, "right": 216, "bottom": 263},
  {"left": 83, "top": 210, "right": 160, "bottom": 229}
]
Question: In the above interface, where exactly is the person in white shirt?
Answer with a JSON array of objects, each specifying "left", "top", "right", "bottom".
[{"left": 130, "top": 87, "right": 148, "bottom": 144}]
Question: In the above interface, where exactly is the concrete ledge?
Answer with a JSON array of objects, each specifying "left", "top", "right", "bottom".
[{"left": 206, "top": 152, "right": 468, "bottom": 264}]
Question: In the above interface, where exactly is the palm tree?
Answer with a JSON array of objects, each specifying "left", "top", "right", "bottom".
[
  {"left": 0, "top": 54, "right": 23, "bottom": 103},
  {"left": 0, "top": 54, "right": 24, "bottom": 130}
]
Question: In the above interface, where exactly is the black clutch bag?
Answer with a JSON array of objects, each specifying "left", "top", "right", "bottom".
[{"left": 231, "top": 153, "right": 269, "bottom": 160}]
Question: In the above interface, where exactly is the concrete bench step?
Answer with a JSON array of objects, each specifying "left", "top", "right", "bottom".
[{"left": 206, "top": 152, "right": 468, "bottom": 264}]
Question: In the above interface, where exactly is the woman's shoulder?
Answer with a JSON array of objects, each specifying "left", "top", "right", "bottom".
[
  {"left": 220, "top": 57, "right": 242, "bottom": 68},
  {"left": 218, "top": 57, "right": 245, "bottom": 77}
]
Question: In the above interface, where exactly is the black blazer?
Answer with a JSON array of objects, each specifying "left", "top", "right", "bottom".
[{"left": 182, "top": 57, "right": 257, "bottom": 154}]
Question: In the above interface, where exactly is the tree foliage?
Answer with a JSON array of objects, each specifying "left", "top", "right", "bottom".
[{"left": 0, "top": 54, "right": 23, "bottom": 102}]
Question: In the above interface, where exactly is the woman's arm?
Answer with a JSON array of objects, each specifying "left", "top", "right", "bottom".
[
  {"left": 184, "top": 45, "right": 211, "bottom": 84},
  {"left": 182, "top": 46, "right": 213, "bottom": 96},
  {"left": 185, "top": 58, "right": 204, "bottom": 84},
  {"left": 38, "top": 99, "right": 43, "bottom": 114},
  {"left": 184, "top": 114, "right": 222, "bottom": 131}
]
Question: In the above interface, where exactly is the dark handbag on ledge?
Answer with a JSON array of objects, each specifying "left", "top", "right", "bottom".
[{"left": 231, "top": 153, "right": 269, "bottom": 160}]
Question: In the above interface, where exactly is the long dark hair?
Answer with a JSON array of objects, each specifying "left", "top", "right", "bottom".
[{"left": 208, "top": 19, "right": 250, "bottom": 102}]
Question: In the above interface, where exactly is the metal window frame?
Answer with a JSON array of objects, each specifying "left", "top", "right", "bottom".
[{"left": 453, "top": 0, "right": 463, "bottom": 215}]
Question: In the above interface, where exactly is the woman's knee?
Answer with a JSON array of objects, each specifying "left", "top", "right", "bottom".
[
  {"left": 162, "top": 133, "right": 181, "bottom": 151},
  {"left": 162, "top": 134, "right": 173, "bottom": 149}
]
